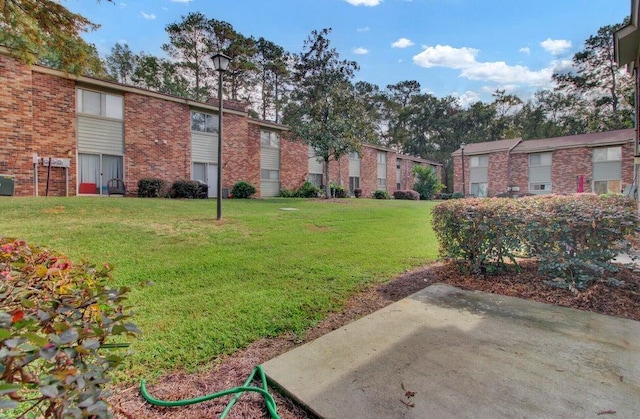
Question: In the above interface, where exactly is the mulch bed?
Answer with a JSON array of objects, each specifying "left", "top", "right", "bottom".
[{"left": 110, "top": 260, "right": 639, "bottom": 418}]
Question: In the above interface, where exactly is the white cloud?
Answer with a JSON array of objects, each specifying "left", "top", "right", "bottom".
[
  {"left": 540, "top": 38, "right": 572, "bottom": 55},
  {"left": 454, "top": 91, "right": 481, "bottom": 107},
  {"left": 171, "top": 0, "right": 194, "bottom": 3},
  {"left": 345, "top": 0, "right": 382, "bottom": 5},
  {"left": 413, "top": 44, "right": 478, "bottom": 69},
  {"left": 141, "top": 12, "right": 156, "bottom": 20},
  {"left": 357, "top": 26, "right": 370, "bottom": 32},
  {"left": 413, "top": 44, "right": 557, "bottom": 89},
  {"left": 519, "top": 47, "right": 530, "bottom": 55},
  {"left": 391, "top": 38, "right": 414, "bottom": 48},
  {"left": 353, "top": 47, "right": 369, "bottom": 55}
]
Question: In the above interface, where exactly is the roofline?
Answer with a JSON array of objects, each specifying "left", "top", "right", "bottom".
[
  {"left": 614, "top": 0, "right": 640, "bottom": 71},
  {"left": 510, "top": 137, "right": 635, "bottom": 154},
  {"left": 1, "top": 47, "right": 248, "bottom": 117},
  {"left": 362, "top": 143, "right": 443, "bottom": 166}
]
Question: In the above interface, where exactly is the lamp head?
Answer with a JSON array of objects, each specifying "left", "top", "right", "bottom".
[
  {"left": 212, "top": 52, "right": 231, "bottom": 72},
  {"left": 460, "top": 142, "right": 466, "bottom": 151}
]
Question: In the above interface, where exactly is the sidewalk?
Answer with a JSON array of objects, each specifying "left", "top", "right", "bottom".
[{"left": 263, "top": 284, "right": 640, "bottom": 419}]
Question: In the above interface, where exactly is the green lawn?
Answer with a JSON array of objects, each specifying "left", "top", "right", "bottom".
[{"left": 0, "top": 197, "right": 438, "bottom": 381}]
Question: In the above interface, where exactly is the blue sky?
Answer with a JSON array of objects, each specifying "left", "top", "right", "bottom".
[{"left": 66, "top": 0, "right": 631, "bottom": 105}]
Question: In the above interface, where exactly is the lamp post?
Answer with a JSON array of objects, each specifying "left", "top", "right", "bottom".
[
  {"left": 460, "top": 142, "right": 466, "bottom": 197},
  {"left": 212, "top": 52, "right": 231, "bottom": 220}
]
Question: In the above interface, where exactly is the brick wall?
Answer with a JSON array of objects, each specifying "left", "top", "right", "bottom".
[
  {"left": 222, "top": 112, "right": 249, "bottom": 194},
  {"left": 280, "top": 135, "right": 311, "bottom": 192},
  {"left": 622, "top": 141, "right": 635, "bottom": 191},
  {"left": 487, "top": 151, "right": 509, "bottom": 196},
  {"left": 360, "top": 147, "right": 378, "bottom": 197},
  {"left": 508, "top": 153, "right": 529, "bottom": 194},
  {"left": 246, "top": 123, "right": 262, "bottom": 194},
  {"left": 32, "top": 72, "right": 77, "bottom": 197},
  {"left": 0, "top": 54, "right": 34, "bottom": 196},
  {"left": 124, "top": 93, "right": 191, "bottom": 194},
  {"left": 551, "top": 148, "right": 592, "bottom": 194}
]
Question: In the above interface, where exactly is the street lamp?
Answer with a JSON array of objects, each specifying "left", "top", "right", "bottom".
[
  {"left": 460, "top": 142, "right": 466, "bottom": 197},
  {"left": 212, "top": 52, "right": 231, "bottom": 220}
]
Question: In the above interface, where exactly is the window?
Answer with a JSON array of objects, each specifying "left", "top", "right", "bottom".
[
  {"left": 469, "top": 154, "right": 488, "bottom": 197},
  {"left": 592, "top": 146, "right": 622, "bottom": 194},
  {"left": 377, "top": 151, "right": 386, "bottom": 190},
  {"left": 261, "top": 169, "right": 279, "bottom": 180},
  {"left": 309, "top": 173, "right": 323, "bottom": 187},
  {"left": 348, "top": 151, "right": 360, "bottom": 159},
  {"left": 529, "top": 152, "right": 552, "bottom": 194},
  {"left": 349, "top": 176, "right": 360, "bottom": 191},
  {"left": 260, "top": 130, "right": 280, "bottom": 147},
  {"left": 77, "top": 89, "right": 123, "bottom": 119},
  {"left": 78, "top": 153, "right": 123, "bottom": 195},
  {"left": 470, "top": 182, "right": 488, "bottom": 197},
  {"left": 470, "top": 155, "right": 488, "bottom": 168},
  {"left": 191, "top": 111, "right": 218, "bottom": 133}
]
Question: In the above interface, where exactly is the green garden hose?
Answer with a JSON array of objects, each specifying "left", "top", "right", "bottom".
[{"left": 140, "top": 365, "right": 280, "bottom": 419}]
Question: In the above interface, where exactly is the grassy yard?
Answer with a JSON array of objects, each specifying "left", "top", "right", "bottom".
[{"left": 0, "top": 197, "right": 438, "bottom": 381}]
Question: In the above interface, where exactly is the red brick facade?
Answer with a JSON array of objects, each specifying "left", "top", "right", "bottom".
[
  {"left": 1, "top": 53, "right": 440, "bottom": 198},
  {"left": 454, "top": 133, "right": 636, "bottom": 197}
]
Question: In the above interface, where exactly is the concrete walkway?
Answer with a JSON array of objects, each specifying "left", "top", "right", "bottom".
[{"left": 263, "top": 284, "right": 640, "bottom": 419}]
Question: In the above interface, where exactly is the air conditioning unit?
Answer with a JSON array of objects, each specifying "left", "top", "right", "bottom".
[{"left": 0, "top": 174, "right": 15, "bottom": 196}]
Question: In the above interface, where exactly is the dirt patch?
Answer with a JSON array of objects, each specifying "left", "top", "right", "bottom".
[{"left": 110, "top": 260, "right": 639, "bottom": 418}]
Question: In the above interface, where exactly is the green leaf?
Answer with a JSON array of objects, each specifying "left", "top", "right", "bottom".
[
  {"left": 0, "top": 383, "right": 22, "bottom": 395},
  {"left": 0, "top": 329, "right": 10, "bottom": 340},
  {"left": 24, "top": 332, "right": 48, "bottom": 347}
]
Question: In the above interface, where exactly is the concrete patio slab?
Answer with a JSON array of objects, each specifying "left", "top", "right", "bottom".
[{"left": 262, "top": 284, "right": 640, "bottom": 419}]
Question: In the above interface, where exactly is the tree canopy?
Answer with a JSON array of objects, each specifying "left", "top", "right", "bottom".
[{"left": 0, "top": 0, "right": 108, "bottom": 74}]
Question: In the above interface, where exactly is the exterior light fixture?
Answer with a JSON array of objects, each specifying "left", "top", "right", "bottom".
[{"left": 212, "top": 52, "right": 231, "bottom": 220}]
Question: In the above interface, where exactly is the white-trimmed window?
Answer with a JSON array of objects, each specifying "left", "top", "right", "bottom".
[
  {"left": 377, "top": 151, "right": 387, "bottom": 190},
  {"left": 469, "top": 154, "right": 488, "bottom": 197},
  {"left": 260, "top": 130, "right": 280, "bottom": 147},
  {"left": 529, "top": 152, "right": 552, "bottom": 194},
  {"left": 593, "top": 146, "right": 622, "bottom": 194},
  {"left": 191, "top": 111, "right": 218, "bottom": 133},
  {"left": 77, "top": 89, "right": 123, "bottom": 119}
]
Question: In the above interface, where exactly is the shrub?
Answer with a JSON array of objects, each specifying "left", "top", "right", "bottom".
[
  {"left": 413, "top": 166, "right": 444, "bottom": 200},
  {"left": 432, "top": 198, "right": 524, "bottom": 274},
  {"left": 431, "top": 194, "right": 639, "bottom": 289},
  {"left": 170, "top": 179, "right": 207, "bottom": 199},
  {"left": 330, "top": 183, "right": 347, "bottom": 198},
  {"left": 373, "top": 190, "right": 390, "bottom": 199},
  {"left": 393, "top": 190, "right": 420, "bottom": 200},
  {"left": 353, "top": 188, "right": 362, "bottom": 198},
  {"left": 137, "top": 178, "right": 167, "bottom": 198},
  {"left": 294, "top": 182, "right": 320, "bottom": 198},
  {"left": 279, "top": 189, "right": 295, "bottom": 198},
  {"left": 231, "top": 181, "right": 256, "bottom": 199},
  {"left": 0, "top": 237, "right": 139, "bottom": 418}
]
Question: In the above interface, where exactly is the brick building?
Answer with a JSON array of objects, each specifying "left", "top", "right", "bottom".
[
  {"left": 0, "top": 51, "right": 440, "bottom": 198},
  {"left": 615, "top": 0, "right": 640, "bottom": 207},
  {"left": 452, "top": 129, "right": 636, "bottom": 197}
]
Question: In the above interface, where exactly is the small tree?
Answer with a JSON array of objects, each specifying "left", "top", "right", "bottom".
[{"left": 413, "top": 165, "right": 444, "bottom": 200}]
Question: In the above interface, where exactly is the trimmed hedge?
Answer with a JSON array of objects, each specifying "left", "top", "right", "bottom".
[
  {"left": 432, "top": 194, "right": 639, "bottom": 289},
  {"left": 373, "top": 190, "right": 390, "bottom": 199},
  {"left": 231, "top": 181, "right": 256, "bottom": 199},
  {"left": 393, "top": 190, "right": 420, "bottom": 200},
  {"left": 137, "top": 178, "right": 167, "bottom": 198},
  {"left": 170, "top": 179, "right": 208, "bottom": 199}
]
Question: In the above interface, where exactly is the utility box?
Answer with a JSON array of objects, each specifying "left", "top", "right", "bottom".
[{"left": 0, "top": 175, "right": 15, "bottom": 196}]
